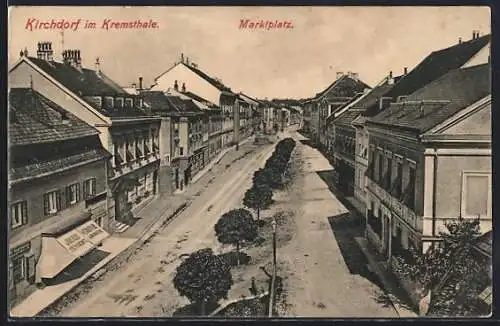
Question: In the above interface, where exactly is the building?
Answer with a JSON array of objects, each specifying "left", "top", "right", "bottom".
[
  {"left": 289, "top": 105, "right": 303, "bottom": 127},
  {"left": 353, "top": 32, "right": 490, "bottom": 230},
  {"left": 9, "top": 43, "right": 162, "bottom": 229},
  {"left": 142, "top": 88, "right": 210, "bottom": 193},
  {"left": 238, "top": 93, "right": 260, "bottom": 138},
  {"left": 151, "top": 55, "right": 242, "bottom": 147},
  {"left": 364, "top": 63, "right": 491, "bottom": 273},
  {"left": 311, "top": 71, "right": 371, "bottom": 148},
  {"left": 327, "top": 72, "right": 404, "bottom": 197},
  {"left": 8, "top": 87, "right": 111, "bottom": 305}
]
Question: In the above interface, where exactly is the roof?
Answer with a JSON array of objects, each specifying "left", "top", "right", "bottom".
[
  {"left": 473, "top": 230, "right": 492, "bottom": 257},
  {"left": 9, "top": 88, "right": 99, "bottom": 146},
  {"left": 367, "top": 63, "right": 490, "bottom": 132},
  {"left": 181, "top": 62, "right": 232, "bottom": 92},
  {"left": 183, "top": 91, "right": 220, "bottom": 109},
  {"left": 24, "top": 57, "right": 149, "bottom": 118},
  {"left": 315, "top": 74, "right": 371, "bottom": 101},
  {"left": 364, "top": 34, "right": 490, "bottom": 116},
  {"left": 141, "top": 91, "right": 202, "bottom": 117}
]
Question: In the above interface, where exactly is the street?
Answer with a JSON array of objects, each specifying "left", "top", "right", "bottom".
[
  {"left": 55, "top": 140, "right": 277, "bottom": 317},
  {"left": 45, "top": 129, "right": 397, "bottom": 318}
]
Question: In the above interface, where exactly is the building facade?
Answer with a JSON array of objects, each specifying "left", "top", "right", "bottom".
[
  {"left": 9, "top": 43, "right": 162, "bottom": 229},
  {"left": 364, "top": 64, "right": 491, "bottom": 269},
  {"left": 8, "top": 87, "right": 111, "bottom": 305}
]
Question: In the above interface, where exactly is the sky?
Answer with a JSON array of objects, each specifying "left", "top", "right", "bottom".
[{"left": 9, "top": 6, "right": 490, "bottom": 99}]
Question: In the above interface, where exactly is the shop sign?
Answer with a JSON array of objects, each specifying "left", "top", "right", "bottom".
[{"left": 10, "top": 241, "right": 31, "bottom": 258}]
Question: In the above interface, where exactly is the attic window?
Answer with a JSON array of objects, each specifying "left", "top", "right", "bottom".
[
  {"left": 105, "top": 96, "right": 114, "bottom": 109},
  {"left": 125, "top": 98, "right": 133, "bottom": 108},
  {"left": 116, "top": 98, "right": 124, "bottom": 108},
  {"left": 397, "top": 96, "right": 408, "bottom": 102},
  {"left": 94, "top": 96, "right": 102, "bottom": 108}
]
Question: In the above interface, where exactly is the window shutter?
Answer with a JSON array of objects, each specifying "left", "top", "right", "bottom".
[
  {"left": 83, "top": 181, "right": 87, "bottom": 199},
  {"left": 21, "top": 202, "right": 28, "bottom": 225},
  {"left": 26, "top": 255, "right": 35, "bottom": 284},
  {"left": 43, "top": 194, "right": 49, "bottom": 215},
  {"left": 56, "top": 191, "right": 62, "bottom": 210},
  {"left": 76, "top": 184, "right": 81, "bottom": 202}
]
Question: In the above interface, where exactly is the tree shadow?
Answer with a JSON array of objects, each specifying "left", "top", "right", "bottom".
[
  {"left": 218, "top": 251, "right": 252, "bottom": 267},
  {"left": 372, "top": 288, "right": 416, "bottom": 312},
  {"left": 172, "top": 301, "right": 219, "bottom": 317}
]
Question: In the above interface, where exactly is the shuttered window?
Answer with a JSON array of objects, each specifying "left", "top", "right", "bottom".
[
  {"left": 83, "top": 178, "right": 96, "bottom": 199},
  {"left": 43, "top": 190, "right": 61, "bottom": 215},
  {"left": 66, "top": 183, "right": 81, "bottom": 205},
  {"left": 11, "top": 201, "right": 27, "bottom": 229}
]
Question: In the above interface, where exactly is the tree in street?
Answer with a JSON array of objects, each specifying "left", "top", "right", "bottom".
[
  {"left": 173, "top": 248, "right": 233, "bottom": 315},
  {"left": 393, "top": 218, "right": 490, "bottom": 316},
  {"left": 243, "top": 183, "right": 273, "bottom": 223},
  {"left": 214, "top": 208, "right": 258, "bottom": 265}
]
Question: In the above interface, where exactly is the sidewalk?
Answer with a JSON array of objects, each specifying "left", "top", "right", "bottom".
[
  {"left": 10, "top": 137, "right": 257, "bottom": 318},
  {"left": 10, "top": 237, "right": 136, "bottom": 317},
  {"left": 355, "top": 237, "right": 419, "bottom": 318}
]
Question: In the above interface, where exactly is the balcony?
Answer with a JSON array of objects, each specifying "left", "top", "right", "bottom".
[{"left": 366, "top": 177, "right": 420, "bottom": 232}]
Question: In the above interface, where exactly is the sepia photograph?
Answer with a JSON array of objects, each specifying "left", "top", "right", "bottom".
[{"left": 7, "top": 6, "right": 492, "bottom": 319}]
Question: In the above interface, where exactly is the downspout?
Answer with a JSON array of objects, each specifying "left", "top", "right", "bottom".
[{"left": 432, "top": 148, "right": 438, "bottom": 240}]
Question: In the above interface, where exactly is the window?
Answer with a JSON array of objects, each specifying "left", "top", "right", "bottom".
[
  {"left": 43, "top": 190, "right": 61, "bottom": 215},
  {"left": 116, "top": 97, "right": 124, "bottom": 108},
  {"left": 403, "top": 165, "right": 416, "bottom": 209},
  {"left": 11, "top": 201, "right": 27, "bottom": 229},
  {"left": 135, "top": 136, "right": 143, "bottom": 158},
  {"left": 125, "top": 98, "right": 133, "bottom": 108},
  {"left": 391, "top": 161, "right": 403, "bottom": 198},
  {"left": 462, "top": 172, "right": 491, "bottom": 218},
  {"left": 83, "top": 178, "right": 96, "bottom": 199},
  {"left": 180, "top": 147, "right": 184, "bottom": 156},
  {"left": 143, "top": 134, "right": 150, "bottom": 155},
  {"left": 12, "top": 256, "right": 25, "bottom": 284},
  {"left": 126, "top": 137, "right": 135, "bottom": 162},
  {"left": 114, "top": 142, "right": 124, "bottom": 166},
  {"left": 66, "top": 183, "right": 80, "bottom": 205},
  {"left": 385, "top": 157, "right": 392, "bottom": 190},
  {"left": 105, "top": 97, "right": 114, "bottom": 109},
  {"left": 93, "top": 96, "right": 102, "bottom": 108}
]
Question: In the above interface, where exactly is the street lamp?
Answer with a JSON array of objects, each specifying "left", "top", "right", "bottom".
[{"left": 271, "top": 218, "right": 277, "bottom": 274}]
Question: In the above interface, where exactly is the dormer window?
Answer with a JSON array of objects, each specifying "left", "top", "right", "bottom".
[
  {"left": 116, "top": 98, "right": 124, "bottom": 108},
  {"left": 125, "top": 98, "right": 133, "bottom": 108},
  {"left": 93, "top": 96, "right": 102, "bottom": 108},
  {"left": 105, "top": 96, "right": 114, "bottom": 109}
]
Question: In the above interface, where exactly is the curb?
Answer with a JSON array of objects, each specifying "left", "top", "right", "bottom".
[{"left": 36, "top": 199, "right": 192, "bottom": 317}]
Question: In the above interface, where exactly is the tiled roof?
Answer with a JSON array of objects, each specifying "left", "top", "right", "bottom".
[
  {"left": 183, "top": 91, "right": 220, "bottom": 109},
  {"left": 334, "top": 109, "right": 366, "bottom": 126},
  {"left": 9, "top": 88, "right": 99, "bottom": 146},
  {"left": 10, "top": 148, "right": 110, "bottom": 183},
  {"left": 364, "top": 34, "right": 490, "bottom": 116},
  {"left": 367, "top": 63, "right": 490, "bottom": 132},
  {"left": 168, "top": 95, "right": 203, "bottom": 115},
  {"left": 26, "top": 57, "right": 149, "bottom": 117},
  {"left": 141, "top": 91, "right": 202, "bottom": 117},
  {"left": 315, "top": 75, "right": 371, "bottom": 100},
  {"left": 182, "top": 62, "right": 232, "bottom": 92}
]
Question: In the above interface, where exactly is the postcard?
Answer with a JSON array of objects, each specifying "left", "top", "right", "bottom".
[{"left": 7, "top": 6, "right": 492, "bottom": 319}]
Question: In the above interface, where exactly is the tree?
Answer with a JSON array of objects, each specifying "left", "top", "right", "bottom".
[
  {"left": 393, "top": 218, "right": 490, "bottom": 316},
  {"left": 214, "top": 208, "right": 258, "bottom": 265},
  {"left": 173, "top": 248, "right": 233, "bottom": 315},
  {"left": 243, "top": 183, "right": 273, "bottom": 222}
]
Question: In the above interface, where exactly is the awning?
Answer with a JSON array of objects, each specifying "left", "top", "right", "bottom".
[{"left": 37, "top": 220, "right": 110, "bottom": 280}]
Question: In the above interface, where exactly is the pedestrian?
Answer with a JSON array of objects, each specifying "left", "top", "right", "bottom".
[{"left": 249, "top": 277, "right": 258, "bottom": 295}]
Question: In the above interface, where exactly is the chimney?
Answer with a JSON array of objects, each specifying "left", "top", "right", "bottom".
[
  {"left": 132, "top": 83, "right": 137, "bottom": 89},
  {"left": 336, "top": 72, "right": 344, "bottom": 79},
  {"left": 139, "top": 76, "right": 143, "bottom": 90},
  {"left": 37, "top": 41, "right": 53, "bottom": 60},
  {"left": 404, "top": 67, "right": 408, "bottom": 75},
  {"left": 459, "top": 37, "right": 462, "bottom": 44},
  {"left": 182, "top": 82, "right": 186, "bottom": 93},
  {"left": 174, "top": 80, "right": 179, "bottom": 91},
  {"left": 95, "top": 57, "right": 101, "bottom": 74},
  {"left": 388, "top": 71, "right": 395, "bottom": 85},
  {"left": 186, "top": 57, "right": 190, "bottom": 65},
  {"left": 472, "top": 30, "right": 477, "bottom": 40},
  {"left": 180, "top": 53, "right": 184, "bottom": 63}
]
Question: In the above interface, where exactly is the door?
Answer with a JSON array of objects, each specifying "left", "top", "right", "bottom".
[
  {"left": 153, "top": 170, "right": 158, "bottom": 195},
  {"left": 175, "top": 168, "right": 179, "bottom": 190}
]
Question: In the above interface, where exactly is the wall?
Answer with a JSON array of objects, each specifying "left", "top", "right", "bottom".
[
  {"left": 9, "top": 159, "right": 108, "bottom": 246},
  {"left": 152, "top": 64, "right": 221, "bottom": 106},
  {"left": 159, "top": 117, "right": 172, "bottom": 166}
]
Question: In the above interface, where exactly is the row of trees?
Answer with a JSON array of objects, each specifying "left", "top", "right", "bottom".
[{"left": 172, "top": 138, "right": 297, "bottom": 316}]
